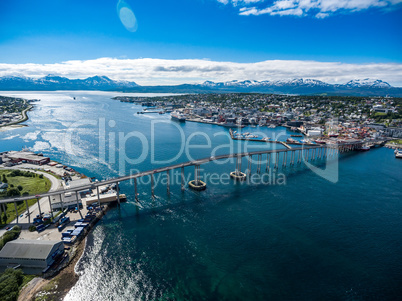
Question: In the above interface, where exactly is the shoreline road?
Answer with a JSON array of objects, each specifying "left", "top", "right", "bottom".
[{"left": 0, "top": 168, "right": 61, "bottom": 236}]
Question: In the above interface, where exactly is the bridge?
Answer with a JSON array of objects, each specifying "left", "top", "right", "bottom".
[{"left": 0, "top": 139, "right": 386, "bottom": 224}]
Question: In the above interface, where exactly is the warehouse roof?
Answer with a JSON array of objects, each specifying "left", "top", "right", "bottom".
[{"left": 0, "top": 240, "right": 63, "bottom": 260}]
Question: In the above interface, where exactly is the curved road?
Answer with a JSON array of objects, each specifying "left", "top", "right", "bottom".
[{"left": 0, "top": 168, "right": 61, "bottom": 235}]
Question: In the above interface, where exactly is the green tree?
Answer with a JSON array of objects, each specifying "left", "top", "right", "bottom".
[
  {"left": 2, "top": 175, "right": 7, "bottom": 183},
  {"left": 17, "top": 185, "right": 23, "bottom": 192},
  {"left": 2, "top": 212, "right": 7, "bottom": 224},
  {"left": 6, "top": 189, "right": 20, "bottom": 197},
  {"left": 0, "top": 268, "right": 24, "bottom": 301}
]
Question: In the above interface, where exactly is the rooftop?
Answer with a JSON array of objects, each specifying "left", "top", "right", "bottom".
[{"left": 0, "top": 239, "right": 63, "bottom": 260}]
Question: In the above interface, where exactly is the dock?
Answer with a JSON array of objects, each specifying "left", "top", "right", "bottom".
[{"left": 228, "top": 129, "right": 312, "bottom": 149}]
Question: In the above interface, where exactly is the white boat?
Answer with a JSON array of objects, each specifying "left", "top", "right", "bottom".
[
  {"left": 171, "top": 111, "right": 186, "bottom": 122},
  {"left": 360, "top": 145, "right": 370, "bottom": 151},
  {"left": 395, "top": 149, "right": 402, "bottom": 159}
]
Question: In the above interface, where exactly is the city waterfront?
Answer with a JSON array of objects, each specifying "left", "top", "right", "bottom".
[{"left": 1, "top": 91, "right": 401, "bottom": 300}]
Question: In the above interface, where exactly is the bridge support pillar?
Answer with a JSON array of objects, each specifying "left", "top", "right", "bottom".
[
  {"left": 134, "top": 178, "right": 139, "bottom": 201},
  {"left": 25, "top": 199, "right": 30, "bottom": 224},
  {"left": 37, "top": 198, "right": 42, "bottom": 217},
  {"left": 151, "top": 174, "right": 155, "bottom": 198},
  {"left": 189, "top": 165, "right": 206, "bottom": 191},
  {"left": 231, "top": 156, "right": 247, "bottom": 181},
  {"left": 116, "top": 182, "right": 120, "bottom": 205},
  {"left": 283, "top": 152, "right": 287, "bottom": 167},
  {"left": 247, "top": 155, "right": 252, "bottom": 174},
  {"left": 97, "top": 186, "right": 101, "bottom": 207},
  {"left": 181, "top": 167, "right": 185, "bottom": 191},
  {"left": 59, "top": 194, "right": 64, "bottom": 212},
  {"left": 274, "top": 153, "right": 279, "bottom": 169},
  {"left": 14, "top": 201, "right": 18, "bottom": 224},
  {"left": 75, "top": 191, "right": 83, "bottom": 219},
  {"left": 48, "top": 196, "right": 53, "bottom": 218},
  {"left": 166, "top": 170, "right": 170, "bottom": 194},
  {"left": 266, "top": 153, "right": 270, "bottom": 171}
]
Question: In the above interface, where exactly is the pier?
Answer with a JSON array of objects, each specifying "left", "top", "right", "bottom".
[{"left": 229, "top": 128, "right": 314, "bottom": 149}]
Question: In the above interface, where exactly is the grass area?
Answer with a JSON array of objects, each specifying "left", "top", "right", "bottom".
[
  {"left": 390, "top": 139, "right": 402, "bottom": 145},
  {"left": 0, "top": 169, "right": 51, "bottom": 226},
  {"left": 0, "top": 170, "right": 51, "bottom": 196},
  {"left": 21, "top": 274, "right": 36, "bottom": 290}
]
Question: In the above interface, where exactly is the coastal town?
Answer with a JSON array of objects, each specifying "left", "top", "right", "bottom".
[
  {"left": 0, "top": 96, "right": 35, "bottom": 129},
  {"left": 116, "top": 93, "right": 402, "bottom": 141}
]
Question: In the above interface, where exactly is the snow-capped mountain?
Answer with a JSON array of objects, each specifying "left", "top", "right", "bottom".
[
  {"left": 195, "top": 78, "right": 399, "bottom": 95},
  {"left": 0, "top": 75, "right": 400, "bottom": 96},
  {"left": 0, "top": 75, "right": 139, "bottom": 90},
  {"left": 201, "top": 78, "right": 332, "bottom": 88},
  {"left": 342, "top": 78, "right": 391, "bottom": 88}
]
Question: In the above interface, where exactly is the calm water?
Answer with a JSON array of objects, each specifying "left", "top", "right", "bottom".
[{"left": 1, "top": 91, "right": 401, "bottom": 300}]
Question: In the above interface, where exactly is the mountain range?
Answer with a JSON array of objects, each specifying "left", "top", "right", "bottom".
[{"left": 0, "top": 75, "right": 401, "bottom": 96}]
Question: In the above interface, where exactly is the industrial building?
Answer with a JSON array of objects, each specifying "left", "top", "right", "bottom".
[
  {"left": 6, "top": 151, "right": 50, "bottom": 165},
  {"left": 0, "top": 240, "right": 64, "bottom": 272}
]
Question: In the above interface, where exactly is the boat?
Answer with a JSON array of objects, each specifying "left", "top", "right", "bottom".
[
  {"left": 291, "top": 134, "right": 302, "bottom": 137},
  {"left": 395, "top": 149, "right": 402, "bottom": 159},
  {"left": 268, "top": 124, "right": 277, "bottom": 128},
  {"left": 286, "top": 138, "right": 297, "bottom": 143},
  {"left": 314, "top": 139, "right": 327, "bottom": 144},
  {"left": 171, "top": 111, "right": 186, "bottom": 122},
  {"left": 360, "top": 145, "right": 370, "bottom": 151},
  {"left": 328, "top": 133, "right": 339, "bottom": 137},
  {"left": 262, "top": 137, "right": 270, "bottom": 141}
]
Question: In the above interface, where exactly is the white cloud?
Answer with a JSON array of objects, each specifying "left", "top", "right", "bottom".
[
  {"left": 0, "top": 57, "right": 402, "bottom": 86},
  {"left": 223, "top": 0, "right": 402, "bottom": 18}
]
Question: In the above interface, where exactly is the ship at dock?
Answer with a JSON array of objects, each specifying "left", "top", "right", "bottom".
[{"left": 170, "top": 111, "right": 186, "bottom": 122}]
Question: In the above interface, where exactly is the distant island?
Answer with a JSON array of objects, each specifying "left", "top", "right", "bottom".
[{"left": 1, "top": 75, "right": 402, "bottom": 97}]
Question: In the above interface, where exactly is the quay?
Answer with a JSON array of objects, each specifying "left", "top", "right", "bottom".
[{"left": 228, "top": 128, "right": 312, "bottom": 149}]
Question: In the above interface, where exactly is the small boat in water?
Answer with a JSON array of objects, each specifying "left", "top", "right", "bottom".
[
  {"left": 360, "top": 145, "right": 370, "bottom": 151},
  {"left": 291, "top": 134, "right": 302, "bottom": 137},
  {"left": 395, "top": 149, "right": 402, "bottom": 158},
  {"left": 286, "top": 138, "right": 297, "bottom": 143}
]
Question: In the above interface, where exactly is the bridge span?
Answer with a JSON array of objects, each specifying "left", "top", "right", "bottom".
[{"left": 0, "top": 139, "right": 385, "bottom": 223}]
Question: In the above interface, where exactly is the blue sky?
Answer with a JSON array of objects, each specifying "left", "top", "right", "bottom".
[{"left": 1, "top": 0, "right": 402, "bottom": 85}]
